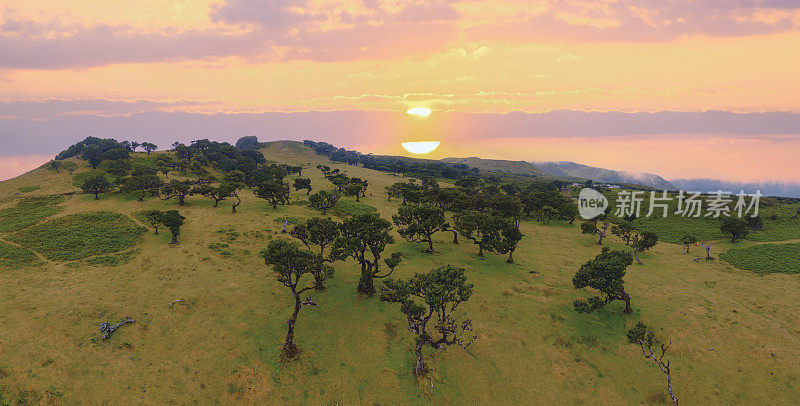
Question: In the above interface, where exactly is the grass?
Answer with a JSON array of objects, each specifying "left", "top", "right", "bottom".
[
  {"left": 720, "top": 243, "right": 800, "bottom": 274},
  {"left": 633, "top": 215, "right": 724, "bottom": 244},
  {"left": 332, "top": 200, "right": 377, "bottom": 217},
  {"left": 72, "top": 249, "right": 139, "bottom": 267},
  {"left": 0, "top": 196, "right": 63, "bottom": 233},
  {"left": 0, "top": 241, "right": 42, "bottom": 268},
  {"left": 7, "top": 211, "right": 146, "bottom": 261},
  {"left": 1, "top": 142, "right": 800, "bottom": 404},
  {"left": 17, "top": 186, "right": 41, "bottom": 193}
]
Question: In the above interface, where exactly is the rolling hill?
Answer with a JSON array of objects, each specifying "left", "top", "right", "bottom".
[
  {"left": 440, "top": 157, "right": 545, "bottom": 177},
  {"left": 0, "top": 140, "right": 798, "bottom": 404}
]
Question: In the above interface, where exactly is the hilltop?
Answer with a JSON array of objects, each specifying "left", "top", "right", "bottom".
[
  {"left": 440, "top": 156, "right": 545, "bottom": 177},
  {"left": 0, "top": 139, "right": 799, "bottom": 404}
]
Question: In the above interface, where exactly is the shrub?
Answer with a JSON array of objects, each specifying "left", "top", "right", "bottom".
[
  {"left": 8, "top": 212, "right": 146, "bottom": 261},
  {"left": 0, "top": 241, "right": 42, "bottom": 268},
  {"left": 0, "top": 197, "right": 63, "bottom": 232}
]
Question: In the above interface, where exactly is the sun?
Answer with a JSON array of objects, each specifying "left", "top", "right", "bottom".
[
  {"left": 401, "top": 141, "right": 440, "bottom": 154},
  {"left": 406, "top": 107, "right": 431, "bottom": 117}
]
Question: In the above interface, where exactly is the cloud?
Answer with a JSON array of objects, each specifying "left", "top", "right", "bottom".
[
  {"left": 3, "top": 1, "right": 799, "bottom": 69},
  {"left": 0, "top": 20, "right": 269, "bottom": 69},
  {"left": 0, "top": 98, "right": 209, "bottom": 120},
  {"left": 464, "top": 0, "right": 800, "bottom": 42}
]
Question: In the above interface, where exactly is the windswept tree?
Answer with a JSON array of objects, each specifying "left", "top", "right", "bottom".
[
  {"left": 331, "top": 214, "right": 399, "bottom": 295},
  {"left": 260, "top": 239, "right": 328, "bottom": 359},
  {"left": 557, "top": 199, "right": 579, "bottom": 224},
  {"left": 141, "top": 142, "right": 157, "bottom": 154},
  {"left": 256, "top": 179, "right": 289, "bottom": 209},
  {"left": 194, "top": 183, "right": 235, "bottom": 208},
  {"left": 573, "top": 248, "right": 634, "bottom": 314},
  {"left": 380, "top": 265, "right": 476, "bottom": 376},
  {"left": 291, "top": 217, "right": 340, "bottom": 290},
  {"left": 82, "top": 145, "right": 104, "bottom": 169},
  {"left": 160, "top": 210, "right": 185, "bottom": 244},
  {"left": 611, "top": 220, "right": 635, "bottom": 245},
  {"left": 293, "top": 178, "right": 312, "bottom": 195},
  {"left": 161, "top": 180, "right": 194, "bottom": 206},
  {"left": 344, "top": 182, "right": 363, "bottom": 202},
  {"left": 632, "top": 231, "right": 659, "bottom": 264},
  {"left": 500, "top": 224, "right": 523, "bottom": 264},
  {"left": 627, "top": 322, "right": 678, "bottom": 406},
  {"left": 81, "top": 174, "right": 112, "bottom": 200},
  {"left": 720, "top": 217, "right": 749, "bottom": 243},
  {"left": 681, "top": 235, "right": 698, "bottom": 254},
  {"left": 144, "top": 209, "right": 163, "bottom": 234},
  {"left": 308, "top": 190, "right": 340, "bottom": 214},
  {"left": 454, "top": 210, "right": 509, "bottom": 259},
  {"left": 121, "top": 169, "right": 163, "bottom": 202},
  {"left": 393, "top": 204, "right": 448, "bottom": 253},
  {"left": 491, "top": 194, "right": 524, "bottom": 226}
]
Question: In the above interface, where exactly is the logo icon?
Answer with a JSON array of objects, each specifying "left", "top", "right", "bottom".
[{"left": 578, "top": 188, "right": 608, "bottom": 219}]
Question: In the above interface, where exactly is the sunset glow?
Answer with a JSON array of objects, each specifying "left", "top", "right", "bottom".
[{"left": 1, "top": 1, "right": 800, "bottom": 184}]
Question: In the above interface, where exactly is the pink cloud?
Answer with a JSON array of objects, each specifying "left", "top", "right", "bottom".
[{"left": 3, "top": 1, "right": 799, "bottom": 69}]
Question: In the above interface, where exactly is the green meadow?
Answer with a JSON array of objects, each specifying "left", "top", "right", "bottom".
[{"left": 0, "top": 141, "right": 799, "bottom": 404}]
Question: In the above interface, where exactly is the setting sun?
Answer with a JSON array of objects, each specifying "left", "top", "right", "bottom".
[
  {"left": 401, "top": 141, "right": 440, "bottom": 154},
  {"left": 406, "top": 107, "right": 432, "bottom": 117}
]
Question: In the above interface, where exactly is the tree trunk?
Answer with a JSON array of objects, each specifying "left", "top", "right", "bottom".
[
  {"left": 213, "top": 199, "right": 219, "bottom": 208},
  {"left": 138, "top": 190, "right": 145, "bottom": 202},
  {"left": 622, "top": 292, "right": 633, "bottom": 314},
  {"left": 685, "top": 245, "right": 690, "bottom": 254},
  {"left": 506, "top": 250, "right": 514, "bottom": 264},
  {"left": 357, "top": 266, "right": 376, "bottom": 295},
  {"left": 426, "top": 239, "right": 434, "bottom": 253},
  {"left": 477, "top": 243, "right": 484, "bottom": 259},
  {"left": 232, "top": 194, "right": 240, "bottom": 213},
  {"left": 154, "top": 227, "right": 159, "bottom": 235},
  {"left": 94, "top": 192, "right": 99, "bottom": 200},
  {"left": 170, "top": 233, "right": 178, "bottom": 244},
  {"left": 283, "top": 295, "right": 301, "bottom": 358},
  {"left": 178, "top": 195, "right": 185, "bottom": 206},
  {"left": 634, "top": 249, "right": 643, "bottom": 265},
  {"left": 413, "top": 339, "right": 427, "bottom": 376},
  {"left": 451, "top": 230, "right": 458, "bottom": 244}
]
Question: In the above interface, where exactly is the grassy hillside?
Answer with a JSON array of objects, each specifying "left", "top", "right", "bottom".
[
  {"left": 1, "top": 141, "right": 800, "bottom": 404},
  {"left": 441, "top": 156, "right": 545, "bottom": 177}
]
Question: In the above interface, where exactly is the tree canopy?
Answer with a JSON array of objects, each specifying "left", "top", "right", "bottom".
[{"left": 573, "top": 248, "right": 634, "bottom": 314}]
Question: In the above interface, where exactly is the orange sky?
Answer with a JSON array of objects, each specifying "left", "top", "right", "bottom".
[{"left": 2, "top": 1, "right": 800, "bottom": 182}]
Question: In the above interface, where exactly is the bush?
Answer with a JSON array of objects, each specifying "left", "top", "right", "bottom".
[
  {"left": 0, "top": 241, "right": 42, "bottom": 268},
  {"left": 8, "top": 211, "right": 146, "bottom": 261},
  {"left": 332, "top": 201, "right": 377, "bottom": 217},
  {"left": 720, "top": 243, "right": 800, "bottom": 274},
  {"left": 0, "top": 196, "right": 63, "bottom": 232}
]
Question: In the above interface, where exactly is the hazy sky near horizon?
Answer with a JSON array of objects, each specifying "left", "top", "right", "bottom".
[{"left": 2, "top": 1, "right": 800, "bottom": 182}]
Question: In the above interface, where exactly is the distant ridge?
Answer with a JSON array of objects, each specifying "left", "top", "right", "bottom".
[
  {"left": 534, "top": 161, "right": 675, "bottom": 189},
  {"left": 440, "top": 157, "right": 544, "bottom": 177}
]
